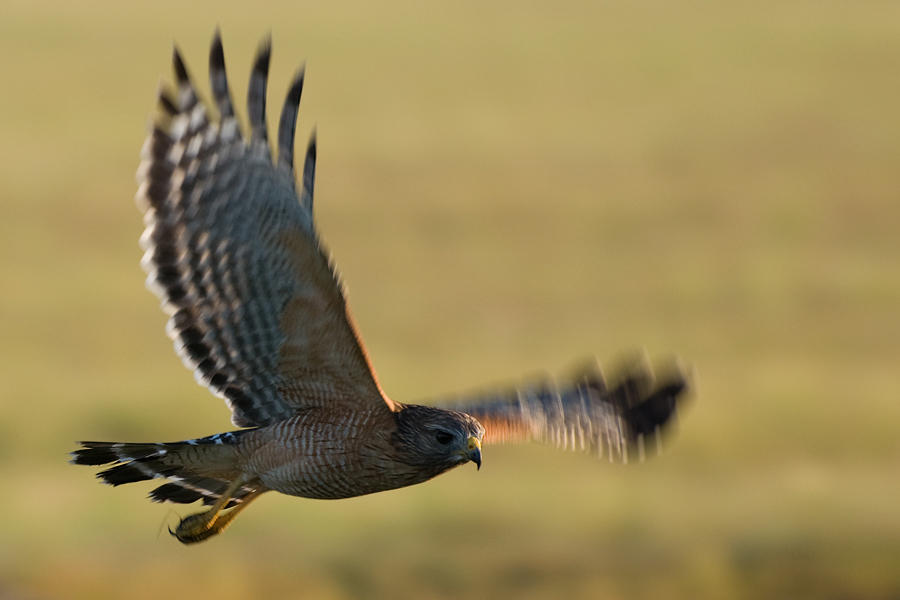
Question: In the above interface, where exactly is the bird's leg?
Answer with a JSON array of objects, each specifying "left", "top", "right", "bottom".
[
  {"left": 172, "top": 487, "right": 263, "bottom": 545},
  {"left": 171, "top": 476, "right": 256, "bottom": 544}
]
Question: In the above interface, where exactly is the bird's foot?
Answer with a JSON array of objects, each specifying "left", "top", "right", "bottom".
[
  {"left": 171, "top": 507, "right": 236, "bottom": 544},
  {"left": 169, "top": 485, "right": 263, "bottom": 545}
]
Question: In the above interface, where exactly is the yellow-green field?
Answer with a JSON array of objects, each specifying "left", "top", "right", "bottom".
[{"left": 1, "top": 1, "right": 899, "bottom": 598}]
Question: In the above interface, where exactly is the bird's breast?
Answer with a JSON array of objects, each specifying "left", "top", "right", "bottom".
[{"left": 240, "top": 408, "right": 408, "bottom": 499}]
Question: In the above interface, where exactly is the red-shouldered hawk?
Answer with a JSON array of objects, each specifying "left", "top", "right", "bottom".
[{"left": 72, "top": 33, "right": 690, "bottom": 545}]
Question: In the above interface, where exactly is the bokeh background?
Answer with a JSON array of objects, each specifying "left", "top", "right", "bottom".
[{"left": 1, "top": 1, "right": 899, "bottom": 598}]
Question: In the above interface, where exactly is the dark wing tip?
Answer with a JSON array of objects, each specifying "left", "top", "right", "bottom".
[
  {"left": 248, "top": 35, "right": 273, "bottom": 146},
  {"left": 300, "top": 128, "right": 318, "bottom": 210},
  {"left": 616, "top": 357, "right": 693, "bottom": 455},
  {"left": 600, "top": 352, "right": 657, "bottom": 411},
  {"left": 157, "top": 85, "right": 178, "bottom": 115},
  {"left": 172, "top": 44, "right": 189, "bottom": 83},
  {"left": 306, "top": 127, "right": 317, "bottom": 160},
  {"left": 624, "top": 378, "right": 686, "bottom": 438},
  {"left": 210, "top": 29, "right": 225, "bottom": 71},
  {"left": 276, "top": 66, "right": 306, "bottom": 171},
  {"left": 286, "top": 66, "right": 305, "bottom": 105},
  {"left": 252, "top": 36, "right": 272, "bottom": 77},
  {"left": 208, "top": 29, "right": 239, "bottom": 124}
]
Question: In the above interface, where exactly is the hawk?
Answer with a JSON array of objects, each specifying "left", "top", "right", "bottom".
[{"left": 72, "top": 33, "right": 690, "bottom": 545}]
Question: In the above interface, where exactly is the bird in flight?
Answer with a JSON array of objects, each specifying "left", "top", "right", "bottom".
[{"left": 72, "top": 33, "right": 690, "bottom": 545}]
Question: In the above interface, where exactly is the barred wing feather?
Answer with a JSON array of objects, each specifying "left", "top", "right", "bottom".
[
  {"left": 135, "top": 34, "right": 391, "bottom": 428},
  {"left": 437, "top": 357, "right": 688, "bottom": 463}
]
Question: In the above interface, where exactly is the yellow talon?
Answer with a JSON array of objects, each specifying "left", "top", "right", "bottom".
[{"left": 168, "top": 477, "right": 261, "bottom": 545}]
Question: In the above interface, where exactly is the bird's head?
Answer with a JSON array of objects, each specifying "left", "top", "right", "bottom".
[{"left": 391, "top": 404, "right": 485, "bottom": 480}]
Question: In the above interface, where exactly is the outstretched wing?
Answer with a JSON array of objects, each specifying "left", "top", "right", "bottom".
[
  {"left": 434, "top": 356, "right": 689, "bottom": 463},
  {"left": 136, "top": 33, "right": 393, "bottom": 428}
]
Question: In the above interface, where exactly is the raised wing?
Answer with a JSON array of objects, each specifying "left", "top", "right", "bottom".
[
  {"left": 435, "top": 356, "right": 689, "bottom": 463},
  {"left": 136, "top": 33, "right": 393, "bottom": 428}
]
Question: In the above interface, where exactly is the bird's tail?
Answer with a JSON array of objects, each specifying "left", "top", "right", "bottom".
[{"left": 70, "top": 431, "right": 257, "bottom": 507}]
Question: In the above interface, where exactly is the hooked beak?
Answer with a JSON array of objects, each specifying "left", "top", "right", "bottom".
[{"left": 466, "top": 436, "right": 482, "bottom": 470}]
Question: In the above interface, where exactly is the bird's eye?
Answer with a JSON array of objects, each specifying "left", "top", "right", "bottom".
[{"left": 435, "top": 430, "right": 453, "bottom": 445}]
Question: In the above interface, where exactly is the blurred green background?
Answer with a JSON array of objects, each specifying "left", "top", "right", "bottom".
[{"left": 1, "top": 0, "right": 899, "bottom": 598}]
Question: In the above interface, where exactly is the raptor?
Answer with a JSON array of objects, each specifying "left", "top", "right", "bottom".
[{"left": 72, "top": 33, "right": 689, "bottom": 544}]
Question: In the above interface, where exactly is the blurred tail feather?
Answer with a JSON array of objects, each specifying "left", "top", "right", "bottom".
[{"left": 71, "top": 432, "right": 256, "bottom": 507}]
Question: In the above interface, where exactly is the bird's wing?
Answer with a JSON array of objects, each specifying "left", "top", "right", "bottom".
[
  {"left": 136, "top": 34, "right": 394, "bottom": 428},
  {"left": 434, "top": 356, "right": 690, "bottom": 463}
]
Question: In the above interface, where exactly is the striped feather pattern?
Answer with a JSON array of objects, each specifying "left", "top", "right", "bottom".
[
  {"left": 135, "top": 32, "right": 392, "bottom": 428},
  {"left": 436, "top": 356, "right": 688, "bottom": 463},
  {"left": 71, "top": 434, "right": 257, "bottom": 506}
]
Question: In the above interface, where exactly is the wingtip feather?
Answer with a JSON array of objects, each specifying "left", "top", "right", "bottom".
[
  {"left": 276, "top": 65, "right": 306, "bottom": 172},
  {"left": 307, "top": 128, "right": 317, "bottom": 159},
  {"left": 252, "top": 37, "right": 272, "bottom": 80},
  {"left": 172, "top": 44, "right": 189, "bottom": 83},
  {"left": 247, "top": 36, "right": 273, "bottom": 147},
  {"left": 210, "top": 30, "right": 225, "bottom": 71}
]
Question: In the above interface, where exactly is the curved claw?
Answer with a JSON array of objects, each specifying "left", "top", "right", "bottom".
[
  {"left": 172, "top": 512, "right": 229, "bottom": 545},
  {"left": 171, "top": 510, "right": 217, "bottom": 544},
  {"left": 170, "top": 487, "right": 264, "bottom": 545}
]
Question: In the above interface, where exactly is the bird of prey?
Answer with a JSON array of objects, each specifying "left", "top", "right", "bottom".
[{"left": 72, "top": 33, "right": 689, "bottom": 545}]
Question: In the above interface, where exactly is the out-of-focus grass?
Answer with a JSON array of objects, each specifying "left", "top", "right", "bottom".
[{"left": 1, "top": 0, "right": 899, "bottom": 598}]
